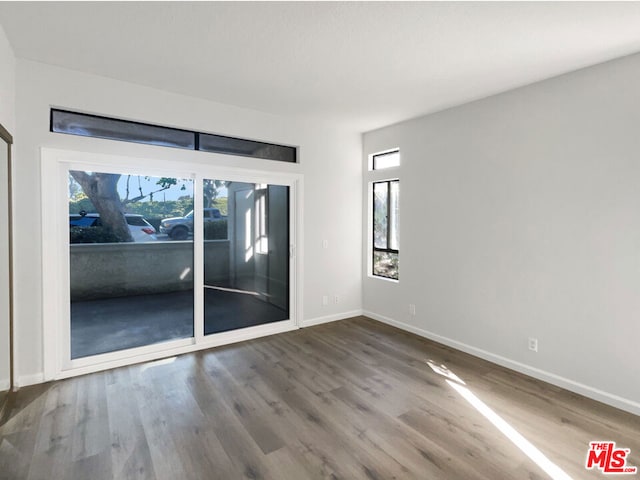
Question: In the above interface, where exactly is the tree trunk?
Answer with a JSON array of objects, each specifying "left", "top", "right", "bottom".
[{"left": 70, "top": 171, "right": 134, "bottom": 242}]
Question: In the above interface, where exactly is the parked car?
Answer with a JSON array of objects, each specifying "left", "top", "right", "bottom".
[
  {"left": 69, "top": 213, "right": 158, "bottom": 242},
  {"left": 159, "top": 208, "right": 224, "bottom": 240},
  {"left": 160, "top": 208, "right": 224, "bottom": 240}
]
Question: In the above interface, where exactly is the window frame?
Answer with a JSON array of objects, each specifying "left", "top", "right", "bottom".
[
  {"left": 372, "top": 178, "right": 399, "bottom": 280},
  {"left": 50, "top": 108, "right": 298, "bottom": 163},
  {"left": 371, "top": 149, "right": 400, "bottom": 171},
  {"left": 41, "top": 147, "right": 303, "bottom": 381}
]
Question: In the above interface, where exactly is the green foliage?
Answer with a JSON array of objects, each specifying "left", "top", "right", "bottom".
[
  {"left": 69, "top": 197, "right": 228, "bottom": 219},
  {"left": 203, "top": 179, "right": 227, "bottom": 207},
  {"left": 68, "top": 198, "right": 192, "bottom": 217},
  {"left": 69, "top": 197, "right": 96, "bottom": 214},
  {"left": 212, "top": 197, "right": 228, "bottom": 216},
  {"left": 70, "top": 226, "right": 121, "bottom": 244},
  {"left": 155, "top": 177, "right": 178, "bottom": 189},
  {"left": 373, "top": 251, "right": 398, "bottom": 280},
  {"left": 123, "top": 198, "right": 194, "bottom": 218},
  {"left": 204, "top": 219, "right": 228, "bottom": 240}
]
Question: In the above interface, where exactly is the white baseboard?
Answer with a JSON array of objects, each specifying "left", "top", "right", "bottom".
[
  {"left": 15, "top": 373, "right": 45, "bottom": 388},
  {"left": 0, "top": 379, "right": 9, "bottom": 390},
  {"left": 301, "top": 310, "right": 363, "bottom": 328},
  {"left": 363, "top": 310, "right": 640, "bottom": 417}
]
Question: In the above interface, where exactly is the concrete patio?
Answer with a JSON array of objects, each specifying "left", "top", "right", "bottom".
[{"left": 71, "top": 288, "right": 288, "bottom": 359}]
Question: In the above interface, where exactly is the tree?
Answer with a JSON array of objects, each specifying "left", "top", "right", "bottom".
[
  {"left": 203, "top": 179, "right": 227, "bottom": 208},
  {"left": 69, "top": 171, "right": 133, "bottom": 242},
  {"left": 122, "top": 176, "right": 182, "bottom": 204}
]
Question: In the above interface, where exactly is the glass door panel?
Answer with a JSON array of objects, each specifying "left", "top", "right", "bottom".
[
  {"left": 203, "top": 179, "right": 289, "bottom": 335},
  {"left": 68, "top": 170, "right": 194, "bottom": 358}
]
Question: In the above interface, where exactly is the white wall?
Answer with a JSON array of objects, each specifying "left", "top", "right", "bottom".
[
  {"left": 363, "top": 53, "right": 640, "bottom": 414},
  {"left": 0, "top": 24, "right": 15, "bottom": 133},
  {"left": 15, "top": 59, "right": 362, "bottom": 384}
]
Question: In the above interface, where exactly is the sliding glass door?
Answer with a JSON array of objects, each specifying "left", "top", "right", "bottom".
[
  {"left": 46, "top": 151, "right": 298, "bottom": 376},
  {"left": 202, "top": 180, "right": 289, "bottom": 335},
  {"left": 68, "top": 170, "right": 194, "bottom": 359}
]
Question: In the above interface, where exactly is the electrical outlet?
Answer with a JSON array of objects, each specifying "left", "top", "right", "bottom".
[
  {"left": 528, "top": 337, "right": 538, "bottom": 352},
  {"left": 322, "top": 295, "right": 328, "bottom": 306},
  {"left": 409, "top": 304, "right": 416, "bottom": 316},
  {"left": 322, "top": 239, "right": 329, "bottom": 249},
  {"left": 334, "top": 295, "right": 340, "bottom": 304}
]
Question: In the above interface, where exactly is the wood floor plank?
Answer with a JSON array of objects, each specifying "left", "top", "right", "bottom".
[
  {"left": 196, "top": 349, "right": 350, "bottom": 478},
  {"left": 0, "top": 432, "right": 32, "bottom": 480},
  {"left": 105, "top": 368, "right": 157, "bottom": 480},
  {"left": 1, "top": 316, "right": 638, "bottom": 480},
  {"left": 169, "top": 425, "right": 237, "bottom": 480},
  {"left": 215, "top": 342, "right": 393, "bottom": 479},
  {"left": 202, "top": 356, "right": 286, "bottom": 455},
  {"left": 130, "top": 368, "right": 190, "bottom": 480},
  {"left": 26, "top": 379, "right": 78, "bottom": 480},
  {"left": 0, "top": 387, "right": 48, "bottom": 480},
  {"left": 68, "top": 451, "right": 113, "bottom": 480},
  {"left": 72, "top": 372, "right": 110, "bottom": 462},
  {"left": 186, "top": 356, "right": 278, "bottom": 480},
  {"left": 264, "top": 446, "right": 325, "bottom": 480},
  {"left": 242, "top": 340, "right": 484, "bottom": 480}
]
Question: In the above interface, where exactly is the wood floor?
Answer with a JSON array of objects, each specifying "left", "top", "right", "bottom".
[{"left": 1, "top": 316, "right": 638, "bottom": 479}]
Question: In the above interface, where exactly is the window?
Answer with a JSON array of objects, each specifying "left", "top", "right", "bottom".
[
  {"left": 199, "top": 133, "right": 295, "bottom": 163},
  {"left": 372, "top": 149, "right": 400, "bottom": 170},
  {"left": 51, "top": 109, "right": 297, "bottom": 163},
  {"left": 51, "top": 109, "right": 195, "bottom": 149},
  {"left": 125, "top": 216, "right": 150, "bottom": 227},
  {"left": 373, "top": 179, "right": 399, "bottom": 280}
]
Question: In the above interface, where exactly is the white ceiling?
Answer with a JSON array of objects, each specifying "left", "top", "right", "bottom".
[{"left": 2, "top": 2, "right": 640, "bottom": 132}]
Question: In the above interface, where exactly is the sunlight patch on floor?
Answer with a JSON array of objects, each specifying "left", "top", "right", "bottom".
[{"left": 427, "top": 360, "right": 573, "bottom": 480}]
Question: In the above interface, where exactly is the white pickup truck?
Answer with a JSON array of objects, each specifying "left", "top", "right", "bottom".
[{"left": 159, "top": 208, "right": 224, "bottom": 240}]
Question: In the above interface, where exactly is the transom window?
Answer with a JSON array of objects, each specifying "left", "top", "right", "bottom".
[
  {"left": 50, "top": 109, "right": 297, "bottom": 163},
  {"left": 371, "top": 149, "right": 400, "bottom": 170}
]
